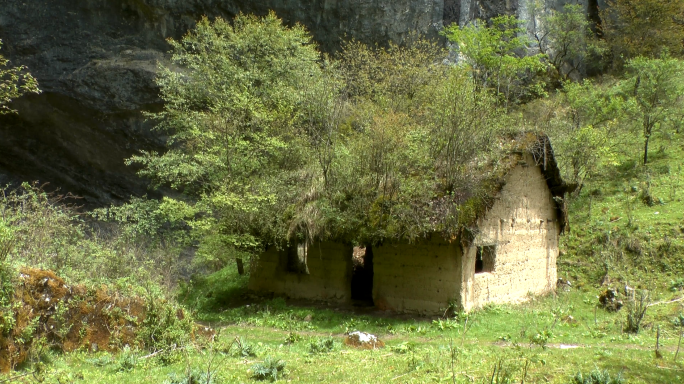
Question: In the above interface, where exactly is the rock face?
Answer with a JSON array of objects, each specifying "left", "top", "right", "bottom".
[{"left": 0, "top": 0, "right": 599, "bottom": 206}]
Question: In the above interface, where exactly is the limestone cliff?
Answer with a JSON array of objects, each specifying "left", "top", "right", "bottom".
[{"left": 0, "top": 0, "right": 600, "bottom": 206}]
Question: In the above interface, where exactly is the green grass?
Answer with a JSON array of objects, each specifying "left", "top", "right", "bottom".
[
  {"left": 6, "top": 288, "right": 684, "bottom": 383},
  {"left": 560, "top": 134, "right": 684, "bottom": 290}
]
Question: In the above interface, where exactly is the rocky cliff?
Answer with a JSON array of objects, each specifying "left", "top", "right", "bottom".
[{"left": 0, "top": 0, "right": 601, "bottom": 206}]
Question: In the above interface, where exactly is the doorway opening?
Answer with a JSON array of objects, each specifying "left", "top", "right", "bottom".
[{"left": 351, "top": 245, "right": 374, "bottom": 306}]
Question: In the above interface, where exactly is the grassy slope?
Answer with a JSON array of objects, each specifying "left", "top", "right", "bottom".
[
  {"left": 5, "top": 129, "right": 684, "bottom": 383},
  {"left": 560, "top": 133, "right": 684, "bottom": 291}
]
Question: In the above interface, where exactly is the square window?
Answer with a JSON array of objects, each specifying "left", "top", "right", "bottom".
[{"left": 475, "top": 245, "right": 496, "bottom": 274}]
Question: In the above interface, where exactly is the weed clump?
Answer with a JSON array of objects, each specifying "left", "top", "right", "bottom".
[
  {"left": 115, "top": 346, "right": 139, "bottom": 372},
  {"left": 570, "top": 369, "right": 624, "bottom": 384},
  {"left": 164, "top": 368, "right": 218, "bottom": 384},
  {"left": 232, "top": 337, "right": 257, "bottom": 357},
  {"left": 284, "top": 332, "right": 302, "bottom": 345},
  {"left": 625, "top": 290, "right": 650, "bottom": 333},
  {"left": 390, "top": 341, "right": 417, "bottom": 354},
  {"left": 308, "top": 336, "right": 336, "bottom": 354},
  {"left": 251, "top": 357, "right": 286, "bottom": 381}
]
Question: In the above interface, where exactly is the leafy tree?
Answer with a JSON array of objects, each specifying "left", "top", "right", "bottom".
[
  {"left": 127, "top": 13, "right": 328, "bottom": 264},
  {"left": 530, "top": 80, "right": 625, "bottom": 189},
  {"left": 336, "top": 37, "right": 447, "bottom": 111},
  {"left": 528, "top": 3, "right": 605, "bottom": 80},
  {"left": 619, "top": 55, "right": 684, "bottom": 164},
  {"left": 0, "top": 40, "right": 40, "bottom": 114},
  {"left": 602, "top": 0, "right": 684, "bottom": 64},
  {"left": 126, "top": 13, "right": 509, "bottom": 261},
  {"left": 424, "top": 68, "right": 502, "bottom": 194},
  {"left": 443, "top": 15, "right": 548, "bottom": 107}
]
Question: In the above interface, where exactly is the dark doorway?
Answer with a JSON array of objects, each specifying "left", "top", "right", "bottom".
[{"left": 351, "top": 245, "right": 374, "bottom": 306}]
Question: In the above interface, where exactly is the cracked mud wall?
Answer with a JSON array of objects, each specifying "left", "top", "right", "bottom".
[
  {"left": 461, "top": 153, "right": 560, "bottom": 311},
  {"left": 248, "top": 241, "right": 353, "bottom": 302},
  {"left": 372, "top": 238, "right": 462, "bottom": 315}
]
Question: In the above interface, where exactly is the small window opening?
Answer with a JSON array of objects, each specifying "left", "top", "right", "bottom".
[
  {"left": 475, "top": 245, "right": 496, "bottom": 274},
  {"left": 287, "top": 242, "right": 309, "bottom": 274},
  {"left": 351, "top": 245, "right": 374, "bottom": 306}
]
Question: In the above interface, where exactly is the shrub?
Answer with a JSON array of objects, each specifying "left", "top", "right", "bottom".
[
  {"left": 137, "top": 291, "right": 194, "bottom": 352},
  {"left": 0, "top": 183, "right": 185, "bottom": 291},
  {"left": 251, "top": 357, "right": 286, "bottom": 381}
]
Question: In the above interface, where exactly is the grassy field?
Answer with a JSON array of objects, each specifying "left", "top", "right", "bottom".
[
  {"left": 11, "top": 288, "right": 684, "bottom": 383},
  {"left": 3, "top": 134, "right": 684, "bottom": 384}
]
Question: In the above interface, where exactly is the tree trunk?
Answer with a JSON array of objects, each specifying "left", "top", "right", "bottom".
[{"left": 643, "top": 136, "right": 650, "bottom": 165}]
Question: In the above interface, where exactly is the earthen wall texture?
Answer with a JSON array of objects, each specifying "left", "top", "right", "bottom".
[
  {"left": 373, "top": 238, "right": 462, "bottom": 314},
  {"left": 461, "top": 154, "right": 560, "bottom": 311},
  {"left": 248, "top": 241, "right": 353, "bottom": 302}
]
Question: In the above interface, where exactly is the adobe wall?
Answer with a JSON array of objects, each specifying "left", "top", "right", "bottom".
[
  {"left": 248, "top": 241, "right": 353, "bottom": 302},
  {"left": 461, "top": 153, "right": 560, "bottom": 311},
  {"left": 373, "top": 238, "right": 462, "bottom": 315}
]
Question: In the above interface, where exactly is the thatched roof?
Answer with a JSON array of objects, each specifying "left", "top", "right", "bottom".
[{"left": 281, "top": 132, "right": 572, "bottom": 247}]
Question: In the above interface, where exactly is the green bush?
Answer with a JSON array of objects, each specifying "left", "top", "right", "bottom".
[
  {"left": 137, "top": 291, "right": 194, "bottom": 352},
  {"left": 0, "top": 183, "right": 186, "bottom": 291},
  {"left": 251, "top": 357, "right": 286, "bottom": 381},
  {"left": 284, "top": 332, "right": 302, "bottom": 345}
]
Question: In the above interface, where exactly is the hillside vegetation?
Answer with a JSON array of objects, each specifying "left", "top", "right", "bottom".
[{"left": 1, "top": 1, "right": 684, "bottom": 383}]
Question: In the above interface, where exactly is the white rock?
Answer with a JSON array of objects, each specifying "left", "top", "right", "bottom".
[{"left": 349, "top": 331, "right": 377, "bottom": 343}]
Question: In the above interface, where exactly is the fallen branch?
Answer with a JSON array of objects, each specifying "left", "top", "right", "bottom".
[
  {"left": 140, "top": 349, "right": 165, "bottom": 360},
  {"left": 647, "top": 297, "right": 684, "bottom": 308}
]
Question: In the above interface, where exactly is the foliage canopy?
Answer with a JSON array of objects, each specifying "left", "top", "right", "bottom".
[
  {"left": 127, "top": 12, "right": 508, "bottom": 268},
  {"left": 602, "top": 0, "right": 684, "bottom": 64},
  {"left": 0, "top": 40, "right": 40, "bottom": 114}
]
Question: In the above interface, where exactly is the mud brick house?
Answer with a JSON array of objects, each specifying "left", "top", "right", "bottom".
[{"left": 248, "top": 134, "right": 573, "bottom": 313}]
